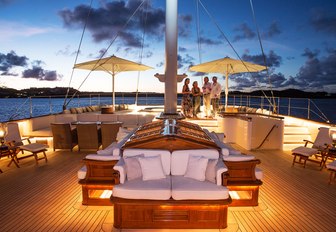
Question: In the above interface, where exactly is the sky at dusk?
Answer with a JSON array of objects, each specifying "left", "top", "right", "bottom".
[{"left": 0, "top": 0, "right": 336, "bottom": 94}]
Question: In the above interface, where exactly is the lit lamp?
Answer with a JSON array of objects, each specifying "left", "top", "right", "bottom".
[
  {"left": 0, "top": 124, "right": 6, "bottom": 146},
  {"left": 331, "top": 130, "right": 336, "bottom": 147}
]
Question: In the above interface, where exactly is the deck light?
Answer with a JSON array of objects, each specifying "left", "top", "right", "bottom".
[{"left": 0, "top": 124, "right": 6, "bottom": 146}]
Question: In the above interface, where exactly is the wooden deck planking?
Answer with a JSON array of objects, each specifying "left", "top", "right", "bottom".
[{"left": 0, "top": 144, "right": 336, "bottom": 231}]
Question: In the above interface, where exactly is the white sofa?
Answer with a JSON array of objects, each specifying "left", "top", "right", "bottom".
[
  {"left": 111, "top": 148, "right": 231, "bottom": 229},
  {"left": 113, "top": 148, "right": 229, "bottom": 200}
]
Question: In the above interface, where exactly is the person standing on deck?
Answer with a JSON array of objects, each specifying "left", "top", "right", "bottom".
[
  {"left": 191, "top": 81, "right": 202, "bottom": 118},
  {"left": 202, "top": 76, "right": 212, "bottom": 118},
  {"left": 210, "top": 76, "right": 222, "bottom": 118},
  {"left": 181, "top": 78, "right": 193, "bottom": 118}
]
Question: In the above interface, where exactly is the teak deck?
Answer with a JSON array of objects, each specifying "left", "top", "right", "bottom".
[{"left": 0, "top": 146, "right": 336, "bottom": 231}]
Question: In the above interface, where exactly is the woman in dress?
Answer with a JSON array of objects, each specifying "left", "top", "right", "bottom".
[
  {"left": 181, "top": 78, "right": 192, "bottom": 118},
  {"left": 191, "top": 81, "right": 202, "bottom": 118}
]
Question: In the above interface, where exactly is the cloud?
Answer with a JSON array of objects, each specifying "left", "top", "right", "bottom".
[
  {"left": 199, "top": 37, "right": 222, "bottom": 45},
  {"left": 263, "top": 21, "right": 281, "bottom": 38},
  {"left": 0, "top": 20, "right": 55, "bottom": 41},
  {"left": 233, "top": 22, "right": 281, "bottom": 42},
  {"left": 179, "top": 46, "right": 188, "bottom": 52},
  {"left": 22, "top": 61, "right": 62, "bottom": 81},
  {"left": 241, "top": 50, "right": 282, "bottom": 68},
  {"left": 177, "top": 54, "right": 195, "bottom": 70},
  {"left": 289, "top": 48, "right": 336, "bottom": 89},
  {"left": 0, "top": 0, "right": 15, "bottom": 7},
  {"left": 233, "top": 23, "right": 256, "bottom": 42},
  {"left": 179, "top": 15, "right": 193, "bottom": 37},
  {"left": 310, "top": 9, "right": 336, "bottom": 36},
  {"left": 0, "top": 51, "right": 28, "bottom": 75},
  {"left": 233, "top": 48, "right": 336, "bottom": 92},
  {"left": 59, "top": 0, "right": 166, "bottom": 48}
]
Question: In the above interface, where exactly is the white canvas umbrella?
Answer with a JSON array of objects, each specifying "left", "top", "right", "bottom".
[
  {"left": 189, "top": 56, "right": 266, "bottom": 107},
  {"left": 74, "top": 55, "right": 153, "bottom": 106}
]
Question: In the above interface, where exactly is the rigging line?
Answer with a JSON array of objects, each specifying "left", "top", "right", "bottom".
[
  {"left": 65, "top": 0, "right": 147, "bottom": 107},
  {"left": 135, "top": 0, "right": 149, "bottom": 106},
  {"left": 249, "top": 0, "right": 277, "bottom": 112},
  {"left": 198, "top": 0, "right": 274, "bottom": 107},
  {"left": 63, "top": 0, "right": 94, "bottom": 110}
]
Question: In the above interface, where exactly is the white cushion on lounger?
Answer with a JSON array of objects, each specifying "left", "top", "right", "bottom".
[
  {"left": 85, "top": 154, "right": 120, "bottom": 161},
  {"left": 112, "top": 176, "right": 171, "bottom": 200},
  {"left": 326, "top": 160, "right": 336, "bottom": 170},
  {"left": 292, "top": 146, "right": 318, "bottom": 157},
  {"left": 223, "top": 154, "right": 255, "bottom": 162},
  {"left": 77, "top": 165, "right": 87, "bottom": 180},
  {"left": 171, "top": 176, "right": 229, "bottom": 200}
]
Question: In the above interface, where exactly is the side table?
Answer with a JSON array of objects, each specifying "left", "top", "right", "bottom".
[
  {"left": 321, "top": 147, "right": 336, "bottom": 170},
  {"left": 0, "top": 144, "right": 20, "bottom": 172}
]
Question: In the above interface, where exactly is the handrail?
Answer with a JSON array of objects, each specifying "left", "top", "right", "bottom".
[
  {"left": 254, "top": 124, "right": 277, "bottom": 149},
  {"left": 0, "top": 93, "right": 333, "bottom": 124}
]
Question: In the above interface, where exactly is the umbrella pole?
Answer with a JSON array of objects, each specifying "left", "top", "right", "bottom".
[
  {"left": 112, "top": 72, "right": 115, "bottom": 106},
  {"left": 225, "top": 69, "right": 229, "bottom": 108}
]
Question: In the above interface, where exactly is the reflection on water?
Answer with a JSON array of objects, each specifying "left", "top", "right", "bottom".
[{"left": 0, "top": 96, "right": 335, "bottom": 124}]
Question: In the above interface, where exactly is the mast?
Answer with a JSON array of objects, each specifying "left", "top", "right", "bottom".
[
  {"left": 155, "top": 0, "right": 186, "bottom": 117},
  {"left": 164, "top": 0, "right": 178, "bottom": 114}
]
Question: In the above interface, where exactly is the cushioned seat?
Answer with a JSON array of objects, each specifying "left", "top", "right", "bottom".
[
  {"left": 326, "top": 160, "right": 336, "bottom": 184},
  {"left": 292, "top": 146, "right": 318, "bottom": 157},
  {"left": 113, "top": 176, "right": 171, "bottom": 200},
  {"left": 171, "top": 176, "right": 229, "bottom": 200},
  {"left": 291, "top": 127, "right": 332, "bottom": 168}
]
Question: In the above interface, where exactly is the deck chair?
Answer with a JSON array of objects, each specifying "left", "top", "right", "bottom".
[
  {"left": 76, "top": 123, "right": 101, "bottom": 151},
  {"left": 292, "top": 127, "right": 333, "bottom": 168},
  {"left": 51, "top": 123, "right": 78, "bottom": 151},
  {"left": 100, "top": 122, "right": 122, "bottom": 149},
  {"left": 4, "top": 122, "right": 48, "bottom": 165}
]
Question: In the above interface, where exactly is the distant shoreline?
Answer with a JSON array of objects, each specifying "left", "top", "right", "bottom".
[{"left": 0, "top": 86, "right": 335, "bottom": 99}]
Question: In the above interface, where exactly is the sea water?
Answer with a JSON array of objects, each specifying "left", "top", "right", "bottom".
[{"left": 0, "top": 96, "right": 335, "bottom": 124}]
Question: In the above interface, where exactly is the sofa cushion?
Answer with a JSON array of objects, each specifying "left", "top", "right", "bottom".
[
  {"left": 97, "top": 142, "right": 117, "bottom": 155},
  {"left": 184, "top": 156, "right": 209, "bottom": 181},
  {"left": 138, "top": 156, "right": 166, "bottom": 181},
  {"left": 171, "top": 176, "right": 229, "bottom": 200},
  {"left": 85, "top": 154, "right": 120, "bottom": 161},
  {"left": 78, "top": 165, "right": 87, "bottom": 180},
  {"left": 206, "top": 159, "right": 218, "bottom": 183},
  {"left": 123, "top": 149, "right": 171, "bottom": 175},
  {"left": 255, "top": 167, "right": 263, "bottom": 180},
  {"left": 171, "top": 149, "right": 219, "bottom": 175},
  {"left": 124, "top": 154, "right": 144, "bottom": 180},
  {"left": 113, "top": 176, "right": 171, "bottom": 200},
  {"left": 208, "top": 131, "right": 241, "bottom": 156},
  {"left": 223, "top": 154, "right": 255, "bottom": 162}
]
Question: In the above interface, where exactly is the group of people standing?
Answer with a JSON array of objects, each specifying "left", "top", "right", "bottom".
[{"left": 181, "top": 76, "right": 222, "bottom": 118}]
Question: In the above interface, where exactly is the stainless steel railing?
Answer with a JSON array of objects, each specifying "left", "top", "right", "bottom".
[{"left": 1, "top": 93, "right": 332, "bottom": 124}]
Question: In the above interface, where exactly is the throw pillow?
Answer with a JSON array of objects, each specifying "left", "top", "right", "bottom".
[
  {"left": 138, "top": 156, "right": 166, "bottom": 181},
  {"left": 205, "top": 159, "right": 218, "bottom": 183},
  {"left": 184, "top": 155, "right": 209, "bottom": 181},
  {"left": 124, "top": 154, "right": 144, "bottom": 180}
]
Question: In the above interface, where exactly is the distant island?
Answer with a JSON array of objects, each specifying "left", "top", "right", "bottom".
[{"left": 0, "top": 86, "right": 335, "bottom": 99}]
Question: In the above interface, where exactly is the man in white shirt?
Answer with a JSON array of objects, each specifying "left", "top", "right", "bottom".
[
  {"left": 210, "top": 76, "right": 222, "bottom": 117},
  {"left": 202, "top": 76, "right": 212, "bottom": 118}
]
